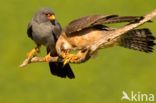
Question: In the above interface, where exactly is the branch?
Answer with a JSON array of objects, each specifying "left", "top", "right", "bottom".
[
  {"left": 19, "top": 56, "right": 61, "bottom": 68},
  {"left": 90, "top": 9, "right": 156, "bottom": 53}
]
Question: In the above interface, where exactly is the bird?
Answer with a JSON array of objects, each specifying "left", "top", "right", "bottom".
[
  {"left": 26, "top": 8, "right": 75, "bottom": 79},
  {"left": 55, "top": 15, "right": 156, "bottom": 63}
]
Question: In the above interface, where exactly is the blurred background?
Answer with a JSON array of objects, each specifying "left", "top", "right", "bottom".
[{"left": 0, "top": 0, "right": 156, "bottom": 103}]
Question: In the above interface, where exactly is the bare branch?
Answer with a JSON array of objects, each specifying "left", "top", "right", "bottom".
[{"left": 19, "top": 56, "right": 60, "bottom": 68}]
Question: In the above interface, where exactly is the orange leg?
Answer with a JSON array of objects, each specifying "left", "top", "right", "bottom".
[
  {"left": 42, "top": 52, "right": 52, "bottom": 62},
  {"left": 62, "top": 49, "right": 90, "bottom": 64},
  {"left": 69, "top": 49, "right": 90, "bottom": 63},
  {"left": 27, "top": 46, "right": 40, "bottom": 59}
]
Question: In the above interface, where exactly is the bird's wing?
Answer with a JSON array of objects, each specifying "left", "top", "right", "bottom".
[
  {"left": 65, "top": 15, "right": 117, "bottom": 35},
  {"left": 65, "top": 15, "right": 142, "bottom": 36},
  {"left": 27, "top": 22, "right": 33, "bottom": 39},
  {"left": 52, "top": 20, "right": 62, "bottom": 39}
]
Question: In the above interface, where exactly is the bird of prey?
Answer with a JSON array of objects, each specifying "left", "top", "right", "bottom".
[
  {"left": 55, "top": 15, "right": 156, "bottom": 63},
  {"left": 26, "top": 8, "right": 75, "bottom": 79}
]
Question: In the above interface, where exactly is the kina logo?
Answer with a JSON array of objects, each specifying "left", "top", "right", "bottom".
[{"left": 121, "top": 91, "right": 155, "bottom": 102}]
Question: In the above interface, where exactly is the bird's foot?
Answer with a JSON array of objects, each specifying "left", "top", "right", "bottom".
[
  {"left": 42, "top": 53, "right": 52, "bottom": 62},
  {"left": 63, "top": 49, "right": 90, "bottom": 64},
  {"left": 63, "top": 54, "right": 79, "bottom": 65},
  {"left": 61, "top": 50, "right": 69, "bottom": 59},
  {"left": 71, "top": 49, "right": 90, "bottom": 63},
  {"left": 60, "top": 51, "right": 71, "bottom": 65},
  {"left": 27, "top": 48, "right": 40, "bottom": 59}
]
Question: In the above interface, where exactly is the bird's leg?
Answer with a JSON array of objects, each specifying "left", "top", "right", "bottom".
[
  {"left": 61, "top": 50, "right": 70, "bottom": 59},
  {"left": 42, "top": 52, "right": 52, "bottom": 62},
  {"left": 60, "top": 50, "right": 71, "bottom": 65},
  {"left": 69, "top": 48, "right": 90, "bottom": 63},
  {"left": 62, "top": 48, "right": 90, "bottom": 64},
  {"left": 27, "top": 46, "right": 40, "bottom": 59}
]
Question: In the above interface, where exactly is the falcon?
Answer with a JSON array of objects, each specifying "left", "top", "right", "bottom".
[
  {"left": 55, "top": 15, "right": 156, "bottom": 63},
  {"left": 26, "top": 8, "right": 75, "bottom": 79}
]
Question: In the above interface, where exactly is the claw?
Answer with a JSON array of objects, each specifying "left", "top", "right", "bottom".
[
  {"left": 43, "top": 53, "right": 52, "bottom": 62},
  {"left": 68, "top": 49, "right": 89, "bottom": 63},
  {"left": 63, "top": 53, "right": 79, "bottom": 65},
  {"left": 61, "top": 51, "right": 70, "bottom": 65},
  {"left": 27, "top": 46, "right": 40, "bottom": 59},
  {"left": 27, "top": 48, "right": 39, "bottom": 58},
  {"left": 62, "top": 51, "right": 74, "bottom": 65},
  {"left": 63, "top": 58, "right": 70, "bottom": 66},
  {"left": 61, "top": 51, "right": 68, "bottom": 58},
  {"left": 61, "top": 48, "right": 90, "bottom": 64}
]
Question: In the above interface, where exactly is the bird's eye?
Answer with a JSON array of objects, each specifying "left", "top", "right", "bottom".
[
  {"left": 44, "top": 13, "right": 51, "bottom": 17},
  {"left": 45, "top": 13, "right": 48, "bottom": 16}
]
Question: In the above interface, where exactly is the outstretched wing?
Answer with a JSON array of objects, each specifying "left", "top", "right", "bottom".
[
  {"left": 65, "top": 15, "right": 117, "bottom": 35},
  {"left": 65, "top": 14, "right": 142, "bottom": 36}
]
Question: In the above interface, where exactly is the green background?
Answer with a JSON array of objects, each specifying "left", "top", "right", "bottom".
[{"left": 0, "top": 0, "right": 156, "bottom": 103}]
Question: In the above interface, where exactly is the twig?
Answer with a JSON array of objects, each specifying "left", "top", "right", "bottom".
[{"left": 19, "top": 56, "right": 60, "bottom": 67}]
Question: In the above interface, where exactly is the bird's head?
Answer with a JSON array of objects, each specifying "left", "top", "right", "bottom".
[{"left": 33, "top": 7, "right": 56, "bottom": 23}]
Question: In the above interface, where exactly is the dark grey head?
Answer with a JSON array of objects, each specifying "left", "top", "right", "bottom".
[{"left": 33, "top": 7, "right": 56, "bottom": 23}]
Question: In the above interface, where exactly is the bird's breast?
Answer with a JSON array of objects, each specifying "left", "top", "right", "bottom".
[
  {"left": 67, "top": 28, "right": 117, "bottom": 49},
  {"left": 68, "top": 29, "right": 105, "bottom": 48},
  {"left": 32, "top": 22, "right": 55, "bottom": 46}
]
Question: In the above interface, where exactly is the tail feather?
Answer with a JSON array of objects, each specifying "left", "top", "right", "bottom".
[
  {"left": 47, "top": 48, "right": 75, "bottom": 79},
  {"left": 119, "top": 28, "right": 156, "bottom": 53},
  {"left": 49, "top": 62, "right": 75, "bottom": 79}
]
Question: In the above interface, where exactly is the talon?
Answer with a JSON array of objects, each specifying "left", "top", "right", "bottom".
[
  {"left": 63, "top": 53, "right": 79, "bottom": 64},
  {"left": 70, "top": 49, "right": 90, "bottom": 63},
  {"left": 69, "top": 55, "right": 79, "bottom": 62},
  {"left": 35, "top": 47, "right": 40, "bottom": 53},
  {"left": 27, "top": 48, "right": 38, "bottom": 58},
  {"left": 63, "top": 58, "right": 70, "bottom": 66},
  {"left": 61, "top": 51, "right": 68, "bottom": 58},
  {"left": 61, "top": 49, "right": 90, "bottom": 64},
  {"left": 63, "top": 53, "right": 72, "bottom": 65},
  {"left": 26, "top": 45, "right": 40, "bottom": 58},
  {"left": 61, "top": 51, "right": 70, "bottom": 65},
  {"left": 43, "top": 53, "right": 52, "bottom": 62}
]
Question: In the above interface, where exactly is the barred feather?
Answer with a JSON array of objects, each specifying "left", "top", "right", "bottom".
[{"left": 119, "top": 28, "right": 156, "bottom": 53}]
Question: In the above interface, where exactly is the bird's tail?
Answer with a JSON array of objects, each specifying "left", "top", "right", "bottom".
[
  {"left": 47, "top": 49, "right": 75, "bottom": 79},
  {"left": 49, "top": 62, "right": 75, "bottom": 79},
  {"left": 119, "top": 28, "right": 156, "bottom": 52}
]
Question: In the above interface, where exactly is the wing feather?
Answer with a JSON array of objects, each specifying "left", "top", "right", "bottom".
[
  {"left": 65, "top": 15, "right": 142, "bottom": 36},
  {"left": 65, "top": 15, "right": 118, "bottom": 35}
]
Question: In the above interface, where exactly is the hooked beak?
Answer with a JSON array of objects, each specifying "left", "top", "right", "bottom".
[{"left": 48, "top": 15, "right": 55, "bottom": 20}]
